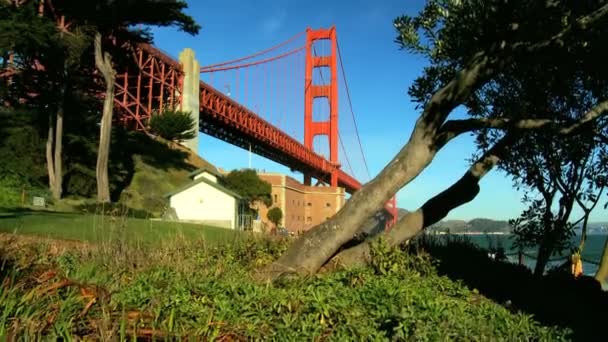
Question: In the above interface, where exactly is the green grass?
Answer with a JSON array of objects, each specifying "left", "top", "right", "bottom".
[
  {"left": 0, "top": 237, "right": 570, "bottom": 340},
  {"left": 0, "top": 209, "right": 237, "bottom": 245}
]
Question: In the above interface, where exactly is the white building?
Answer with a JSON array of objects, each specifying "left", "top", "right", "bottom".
[{"left": 165, "top": 167, "right": 247, "bottom": 229}]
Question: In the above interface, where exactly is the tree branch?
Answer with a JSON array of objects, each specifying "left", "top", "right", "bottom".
[
  {"left": 439, "top": 99, "right": 608, "bottom": 138},
  {"left": 329, "top": 134, "right": 515, "bottom": 268},
  {"left": 94, "top": 32, "right": 114, "bottom": 84}
]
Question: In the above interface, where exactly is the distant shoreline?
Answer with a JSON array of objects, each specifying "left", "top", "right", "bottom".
[
  {"left": 428, "top": 232, "right": 509, "bottom": 235},
  {"left": 427, "top": 231, "right": 608, "bottom": 236}
]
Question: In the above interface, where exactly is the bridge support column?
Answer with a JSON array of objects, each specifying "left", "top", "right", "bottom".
[
  {"left": 304, "top": 27, "right": 339, "bottom": 188},
  {"left": 178, "top": 48, "right": 200, "bottom": 153}
]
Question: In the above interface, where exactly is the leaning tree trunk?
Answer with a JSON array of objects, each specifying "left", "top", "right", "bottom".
[
  {"left": 330, "top": 135, "right": 512, "bottom": 268},
  {"left": 94, "top": 32, "right": 115, "bottom": 203},
  {"left": 595, "top": 237, "right": 608, "bottom": 283},
  {"left": 259, "top": 52, "right": 499, "bottom": 279}
]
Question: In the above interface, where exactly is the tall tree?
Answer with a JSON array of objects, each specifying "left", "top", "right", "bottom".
[
  {"left": 54, "top": 0, "right": 200, "bottom": 202},
  {"left": 463, "top": 12, "right": 608, "bottom": 276},
  {"left": 261, "top": 0, "right": 608, "bottom": 279},
  {"left": 0, "top": 0, "right": 89, "bottom": 200}
]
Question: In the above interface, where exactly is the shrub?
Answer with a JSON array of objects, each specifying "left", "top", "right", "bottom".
[
  {"left": 267, "top": 207, "right": 282, "bottom": 227},
  {"left": 148, "top": 109, "right": 196, "bottom": 142}
]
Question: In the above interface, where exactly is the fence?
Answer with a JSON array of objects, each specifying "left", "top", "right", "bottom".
[{"left": 238, "top": 214, "right": 253, "bottom": 231}]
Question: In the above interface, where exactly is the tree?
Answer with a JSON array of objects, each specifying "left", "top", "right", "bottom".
[
  {"left": 0, "top": 1, "right": 90, "bottom": 200},
  {"left": 54, "top": 0, "right": 200, "bottom": 202},
  {"left": 267, "top": 207, "right": 283, "bottom": 228},
  {"left": 459, "top": 6, "right": 608, "bottom": 275},
  {"left": 222, "top": 169, "right": 273, "bottom": 208},
  {"left": 260, "top": 0, "right": 608, "bottom": 279},
  {"left": 149, "top": 109, "right": 197, "bottom": 142}
]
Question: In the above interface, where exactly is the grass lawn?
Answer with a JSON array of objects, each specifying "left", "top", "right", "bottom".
[{"left": 0, "top": 208, "right": 238, "bottom": 245}]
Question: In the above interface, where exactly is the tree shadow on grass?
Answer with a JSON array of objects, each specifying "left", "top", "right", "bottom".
[
  {"left": 0, "top": 207, "right": 78, "bottom": 219},
  {"left": 124, "top": 132, "right": 194, "bottom": 172},
  {"left": 106, "top": 130, "right": 196, "bottom": 201},
  {"left": 410, "top": 235, "right": 607, "bottom": 342}
]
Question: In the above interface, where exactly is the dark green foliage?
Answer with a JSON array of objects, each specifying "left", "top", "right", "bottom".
[
  {"left": 54, "top": 0, "right": 200, "bottom": 37},
  {"left": 0, "top": 103, "right": 195, "bottom": 206},
  {"left": 222, "top": 169, "right": 272, "bottom": 207},
  {"left": 74, "top": 202, "right": 152, "bottom": 219},
  {"left": 412, "top": 234, "right": 608, "bottom": 341},
  {"left": 267, "top": 207, "right": 282, "bottom": 227},
  {"left": 0, "top": 236, "right": 569, "bottom": 340},
  {"left": 0, "top": 1, "right": 58, "bottom": 66},
  {"left": 148, "top": 110, "right": 197, "bottom": 142},
  {"left": 398, "top": 1, "right": 608, "bottom": 275},
  {"left": 510, "top": 200, "right": 576, "bottom": 259},
  {"left": 0, "top": 108, "right": 47, "bottom": 206}
]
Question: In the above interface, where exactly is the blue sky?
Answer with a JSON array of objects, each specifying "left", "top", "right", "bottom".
[{"left": 150, "top": 0, "right": 607, "bottom": 222}]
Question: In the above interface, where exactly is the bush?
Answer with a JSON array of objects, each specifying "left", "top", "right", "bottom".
[
  {"left": 148, "top": 109, "right": 196, "bottom": 142},
  {"left": 267, "top": 207, "right": 282, "bottom": 227}
]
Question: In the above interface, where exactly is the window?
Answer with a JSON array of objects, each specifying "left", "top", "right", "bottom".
[
  {"left": 325, "top": 202, "right": 331, "bottom": 207},
  {"left": 274, "top": 194, "right": 278, "bottom": 203},
  {"left": 307, "top": 216, "right": 312, "bottom": 223},
  {"left": 307, "top": 202, "right": 312, "bottom": 207}
]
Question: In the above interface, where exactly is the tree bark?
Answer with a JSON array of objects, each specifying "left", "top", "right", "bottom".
[
  {"left": 94, "top": 32, "right": 115, "bottom": 203},
  {"left": 533, "top": 242, "right": 552, "bottom": 277},
  {"left": 330, "top": 135, "right": 512, "bottom": 268},
  {"left": 595, "top": 237, "right": 608, "bottom": 283},
  {"left": 51, "top": 75, "right": 67, "bottom": 200},
  {"left": 578, "top": 214, "right": 590, "bottom": 253},
  {"left": 46, "top": 116, "right": 56, "bottom": 195}
]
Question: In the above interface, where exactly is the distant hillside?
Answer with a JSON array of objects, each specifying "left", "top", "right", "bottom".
[
  {"left": 427, "top": 219, "right": 608, "bottom": 235},
  {"left": 428, "top": 218, "right": 513, "bottom": 234},
  {"left": 576, "top": 222, "right": 608, "bottom": 235}
]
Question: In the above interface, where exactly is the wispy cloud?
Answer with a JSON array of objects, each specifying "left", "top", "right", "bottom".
[{"left": 261, "top": 9, "right": 288, "bottom": 35}]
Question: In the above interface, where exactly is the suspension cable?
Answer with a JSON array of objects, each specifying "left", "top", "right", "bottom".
[
  {"left": 200, "top": 31, "right": 305, "bottom": 71},
  {"left": 337, "top": 37, "right": 371, "bottom": 181},
  {"left": 200, "top": 46, "right": 305, "bottom": 73},
  {"left": 339, "top": 132, "right": 355, "bottom": 178}
]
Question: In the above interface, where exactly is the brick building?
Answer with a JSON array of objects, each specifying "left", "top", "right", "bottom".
[{"left": 256, "top": 172, "right": 345, "bottom": 233}]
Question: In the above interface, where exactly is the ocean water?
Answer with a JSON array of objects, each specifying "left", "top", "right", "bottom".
[{"left": 434, "top": 234, "right": 607, "bottom": 276}]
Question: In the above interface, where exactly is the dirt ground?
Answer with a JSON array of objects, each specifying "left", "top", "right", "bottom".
[{"left": 0, "top": 232, "right": 94, "bottom": 257}]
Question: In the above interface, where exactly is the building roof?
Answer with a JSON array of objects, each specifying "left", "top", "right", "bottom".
[
  {"left": 187, "top": 165, "right": 224, "bottom": 179},
  {"left": 164, "top": 175, "right": 243, "bottom": 199}
]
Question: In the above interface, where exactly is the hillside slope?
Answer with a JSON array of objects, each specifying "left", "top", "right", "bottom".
[{"left": 119, "top": 135, "right": 219, "bottom": 217}]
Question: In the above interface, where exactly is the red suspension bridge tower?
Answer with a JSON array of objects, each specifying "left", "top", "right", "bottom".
[{"left": 304, "top": 27, "right": 339, "bottom": 187}]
